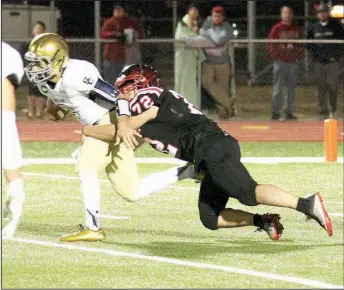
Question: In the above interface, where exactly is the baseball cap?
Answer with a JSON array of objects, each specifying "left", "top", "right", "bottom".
[
  {"left": 316, "top": 4, "right": 330, "bottom": 13},
  {"left": 211, "top": 6, "right": 226, "bottom": 16}
]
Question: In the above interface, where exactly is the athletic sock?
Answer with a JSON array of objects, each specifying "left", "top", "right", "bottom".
[
  {"left": 79, "top": 173, "right": 101, "bottom": 231},
  {"left": 177, "top": 163, "right": 196, "bottom": 181},
  {"left": 135, "top": 165, "right": 187, "bottom": 201},
  {"left": 296, "top": 198, "right": 310, "bottom": 214},
  {"left": 253, "top": 214, "right": 264, "bottom": 228},
  {"left": 6, "top": 178, "right": 25, "bottom": 222}
]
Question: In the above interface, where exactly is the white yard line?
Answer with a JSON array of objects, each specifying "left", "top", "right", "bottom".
[
  {"left": 22, "top": 156, "right": 344, "bottom": 165},
  {"left": 3, "top": 237, "right": 342, "bottom": 289},
  {"left": 329, "top": 213, "right": 344, "bottom": 217},
  {"left": 326, "top": 201, "right": 344, "bottom": 205},
  {"left": 100, "top": 214, "right": 130, "bottom": 220},
  {"left": 21, "top": 172, "right": 343, "bottom": 208}
]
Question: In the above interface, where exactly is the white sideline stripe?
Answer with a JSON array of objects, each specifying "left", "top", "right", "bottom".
[
  {"left": 329, "top": 213, "right": 344, "bottom": 217},
  {"left": 22, "top": 156, "right": 344, "bottom": 165},
  {"left": 100, "top": 215, "right": 130, "bottom": 220},
  {"left": 3, "top": 237, "right": 342, "bottom": 289}
]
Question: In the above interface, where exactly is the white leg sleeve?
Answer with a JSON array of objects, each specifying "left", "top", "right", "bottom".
[
  {"left": 1, "top": 111, "right": 22, "bottom": 170},
  {"left": 79, "top": 173, "right": 101, "bottom": 231},
  {"left": 133, "top": 164, "right": 194, "bottom": 201}
]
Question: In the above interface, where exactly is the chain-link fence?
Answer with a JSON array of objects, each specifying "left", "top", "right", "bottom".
[
  {"left": 5, "top": 38, "right": 344, "bottom": 120},
  {"left": 2, "top": 0, "right": 344, "bottom": 120}
]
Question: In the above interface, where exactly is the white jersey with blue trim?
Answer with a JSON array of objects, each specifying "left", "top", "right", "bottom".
[
  {"left": 36, "top": 59, "right": 119, "bottom": 125},
  {"left": 1, "top": 42, "right": 24, "bottom": 87}
]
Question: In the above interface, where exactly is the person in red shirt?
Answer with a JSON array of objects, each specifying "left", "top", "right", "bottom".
[
  {"left": 268, "top": 6, "right": 303, "bottom": 120},
  {"left": 100, "top": 5, "right": 144, "bottom": 84}
]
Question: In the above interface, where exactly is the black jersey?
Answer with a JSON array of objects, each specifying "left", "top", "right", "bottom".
[{"left": 129, "top": 87, "right": 227, "bottom": 163}]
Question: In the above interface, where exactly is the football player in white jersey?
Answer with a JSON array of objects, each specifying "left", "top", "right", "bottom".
[
  {"left": 24, "top": 33, "right": 194, "bottom": 242},
  {"left": 1, "top": 42, "right": 26, "bottom": 238}
]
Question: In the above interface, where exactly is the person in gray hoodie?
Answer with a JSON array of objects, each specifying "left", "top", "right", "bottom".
[{"left": 200, "top": 6, "right": 234, "bottom": 119}]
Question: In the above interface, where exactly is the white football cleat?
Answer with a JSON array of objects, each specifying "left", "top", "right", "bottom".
[{"left": 305, "top": 192, "right": 333, "bottom": 236}]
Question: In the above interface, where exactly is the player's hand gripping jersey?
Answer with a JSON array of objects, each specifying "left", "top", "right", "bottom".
[
  {"left": 129, "top": 87, "right": 226, "bottom": 163},
  {"left": 36, "top": 59, "right": 120, "bottom": 125}
]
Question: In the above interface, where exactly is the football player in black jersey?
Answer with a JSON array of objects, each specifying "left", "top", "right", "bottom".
[{"left": 81, "top": 64, "right": 333, "bottom": 240}]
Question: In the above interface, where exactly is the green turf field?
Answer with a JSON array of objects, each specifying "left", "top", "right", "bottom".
[{"left": 2, "top": 142, "right": 343, "bottom": 288}]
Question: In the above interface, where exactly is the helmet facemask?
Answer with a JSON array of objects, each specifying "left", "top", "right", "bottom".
[
  {"left": 115, "top": 74, "right": 149, "bottom": 96},
  {"left": 24, "top": 51, "right": 57, "bottom": 84}
]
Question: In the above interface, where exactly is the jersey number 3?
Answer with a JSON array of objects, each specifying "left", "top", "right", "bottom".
[{"left": 169, "top": 90, "right": 202, "bottom": 115}]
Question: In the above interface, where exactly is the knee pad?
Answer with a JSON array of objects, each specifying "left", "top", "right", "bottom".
[
  {"left": 198, "top": 202, "right": 219, "bottom": 230},
  {"left": 2, "top": 111, "right": 22, "bottom": 170}
]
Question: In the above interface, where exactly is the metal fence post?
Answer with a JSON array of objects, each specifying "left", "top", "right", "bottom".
[
  {"left": 94, "top": 1, "right": 101, "bottom": 69},
  {"left": 304, "top": 0, "right": 310, "bottom": 83},
  {"left": 24, "top": 1, "right": 31, "bottom": 37},
  {"left": 173, "top": 0, "right": 177, "bottom": 89},
  {"left": 229, "top": 43, "right": 236, "bottom": 100},
  {"left": 247, "top": 1, "right": 256, "bottom": 85},
  {"left": 50, "top": 1, "right": 55, "bottom": 33},
  {"left": 196, "top": 48, "right": 202, "bottom": 109},
  {"left": 172, "top": 0, "right": 177, "bottom": 36}
]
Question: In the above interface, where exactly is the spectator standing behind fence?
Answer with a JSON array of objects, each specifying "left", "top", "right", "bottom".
[
  {"left": 100, "top": 4, "right": 143, "bottom": 85},
  {"left": 200, "top": 6, "right": 234, "bottom": 119},
  {"left": 174, "top": 5, "right": 205, "bottom": 106},
  {"left": 19, "top": 21, "right": 46, "bottom": 119},
  {"left": 306, "top": 4, "right": 344, "bottom": 120},
  {"left": 268, "top": 6, "right": 303, "bottom": 121}
]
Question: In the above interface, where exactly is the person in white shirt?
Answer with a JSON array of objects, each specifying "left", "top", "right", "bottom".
[
  {"left": 1, "top": 42, "right": 26, "bottom": 238},
  {"left": 24, "top": 33, "right": 194, "bottom": 242}
]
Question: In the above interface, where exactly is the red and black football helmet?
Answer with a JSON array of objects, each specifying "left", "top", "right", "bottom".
[{"left": 115, "top": 64, "right": 160, "bottom": 94}]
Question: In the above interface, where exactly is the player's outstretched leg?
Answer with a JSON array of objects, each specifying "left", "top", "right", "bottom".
[
  {"left": 204, "top": 136, "right": 333, "bottom": 237},
  {"left": 255, "top": 186, "right": 333, "bottom": 236},
  {"left": 198, "top": 175, "right": 283, "bottom": 240},
  {"left": 217, "top": 208, "right": 284, "bottom": 241},
  {"left": 106, "top": 142, "right": 197, "bottom": 202}
]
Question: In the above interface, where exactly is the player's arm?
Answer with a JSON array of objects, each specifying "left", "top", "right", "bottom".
[
  {"left": 82, "top": 106, "right": 158, "bottom": 142},
  {"left": 82, "top": 124, "right": 116, "bottom": 141},
  {"left": 117, "top": 104, "right": 159, "bottom": 149},
  {"left": 126, "top": 105, "right": 159, "bottom": 130},
  {"left": 45, "top": 98, "right": 68, "bottom": 121},
  {"left": 2, "top": 77, "right": 16, "bottom": 111},
  {"left": 115, "top": 98, "right": 146, "bottom": 150}
]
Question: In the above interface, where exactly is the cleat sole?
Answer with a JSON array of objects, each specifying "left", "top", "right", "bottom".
[{"left": 316, "top": 193, "right": 333, "bottom": 236}]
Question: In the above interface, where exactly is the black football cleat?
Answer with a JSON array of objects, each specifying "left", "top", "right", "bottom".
[
  {"left": 256, "top": 213, "right": 284, "bottom": 241},
  {"left": 305, "top": 193, "right": 333, "bottom": 236}
]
